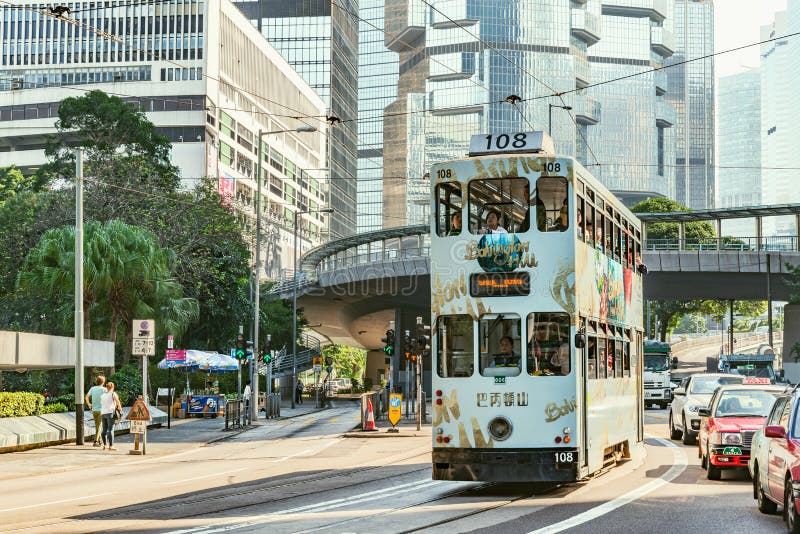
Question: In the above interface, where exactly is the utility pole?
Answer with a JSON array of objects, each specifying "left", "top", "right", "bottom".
[
  {"left": 767, "top": 253, "right": 774, "bottom": 348},
  {"left": 253, "top": 130, "right": 263, "bottom": 422},
  {"left": 74, "top": 149, "right": 85, "bottom": 446}
]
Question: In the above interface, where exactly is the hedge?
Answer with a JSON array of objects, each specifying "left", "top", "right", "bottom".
[
  {"left": 0, "top": 392, "right": 45, "bottom": 417},
  {"left": 41, "top": 402, "right": 68, "bottom": 414}
]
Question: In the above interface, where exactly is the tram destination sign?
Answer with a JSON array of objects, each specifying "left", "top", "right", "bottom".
[
  {"left": 470, "top": 272, "right": 530, "bottom": 297},
  {"left": 468, "top": 131, "right": 553, "bottom": 156}
]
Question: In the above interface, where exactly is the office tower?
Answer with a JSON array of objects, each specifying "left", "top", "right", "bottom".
[{"left": 236, "top": 0, "right": 360, "bottom": 238}]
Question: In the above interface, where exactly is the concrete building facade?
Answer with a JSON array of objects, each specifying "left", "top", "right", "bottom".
[{"left": 0, "top": 0, "right": 329, "bottom": 281}]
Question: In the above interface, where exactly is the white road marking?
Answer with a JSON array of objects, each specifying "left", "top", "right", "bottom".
[
  {"left": 163, "top": 478, "right": 438, "bottom": 534},
  {"left": 0, "top": 493, "right": 113, "bottom": 513},
  {"left": 163, "top": 468, "right": 246, "bottom": 485},
  {"left": 527, "top": 436, "right": 688, "bottom": 534}
]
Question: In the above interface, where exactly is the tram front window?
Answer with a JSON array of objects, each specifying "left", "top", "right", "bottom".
[
  {"left": 479, "top": 314, "right": 521, "bottom": 377},
  {"left": 527, "top": 312, "right": 571, "bottom": 376},
  {"left": 468, "top": 178, "right": 529, "bottom": 234},
  {"left": 436, "top": 315, "right": 474, "bottom": 378}
]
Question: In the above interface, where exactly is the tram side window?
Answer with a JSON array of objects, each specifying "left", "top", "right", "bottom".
[
  {"left": 614, "top": 337, "right": 623, "bottom": 378},
  {"left": 527, "top": 312, "right": 571, "bottom": 376},
  {"left": 436, "top": 315, "right": 474, "bottom": 378},
  {"left": 468, "top": 178, "right": 529, "bottom": 234},
  {"left": 587, "top": 335, "right": 598, "bottom": 379},
  {"left": 597, "top": 335, "right": 607, "bottom": 378},
  {"left": 596, "top": 212, "right": 605, "bottom": 253},
  {"left": 479, "top": 314, "right": 521, "bottom": 377},
  {"left": 623, "top": 339, "right": 631, "bottom": 377},
  {"left": 536, "top": 177, "right": 568, "bottom": 232},
  {"left": 585, "top": 205, "right": 595, "bottom": 247},
  {"left": 436, "top": 182, "right": 462, "bottom": 237},
  {"left": 577, "top": 196, "right": 586, "bottom": 241}
]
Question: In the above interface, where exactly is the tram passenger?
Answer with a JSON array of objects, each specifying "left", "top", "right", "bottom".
[
  {"left": 549, "top": 205, "right": 569, "bottom": 232},
  {"left": 577, "top": 209, "right": 584, "bottom": 239},
  {"left": 489, "top": 336, "right": 519, "bottom": 368},
  {"left": 479, "top": 210, "right": 508, "bottom": 234},
  {"left": 448, "top": 212, "right": 462, "bottom": 236}
]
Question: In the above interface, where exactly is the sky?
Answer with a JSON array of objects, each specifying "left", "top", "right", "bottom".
[{"left": 714, "top": 0, "right": 787, "bottom": 78}]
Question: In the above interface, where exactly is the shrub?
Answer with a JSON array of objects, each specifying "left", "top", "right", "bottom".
[
  {"left": 51, "top": 394, "right": 76, "bottom": 411},
  {"left": 40, "top": 402, "right": 68, "bottom": 414},
  {"left": 109, "top": 364, "right": 142, "bottom": 406},
  {"left": 0, "top": 392, "right": 45, "bottom": 417}
]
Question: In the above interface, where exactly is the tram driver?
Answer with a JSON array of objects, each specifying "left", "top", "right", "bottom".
[
  {"left": 489, "top": 336, "right": 520, "bottom": 368},
  {"left": 478, "top": 210, "right": 508, "bottom": 234}
]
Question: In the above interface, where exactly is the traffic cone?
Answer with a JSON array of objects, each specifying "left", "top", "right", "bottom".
[{"left": 364, "top": 398, "right": 378, "bottom": 431}]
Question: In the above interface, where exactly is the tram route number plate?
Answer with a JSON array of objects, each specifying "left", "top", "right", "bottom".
[
  {"left": 494, "top": 377, "right": 506, "bottom": 384},
  {"left": 555, "top": 451, "right": 576, "bottom": 469}
]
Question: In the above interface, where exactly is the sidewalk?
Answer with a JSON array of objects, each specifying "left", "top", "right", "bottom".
[{"left": 0, "top": 399, "right": 325, "bottom": 481}]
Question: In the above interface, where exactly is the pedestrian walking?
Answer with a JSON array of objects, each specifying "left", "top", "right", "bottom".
[
  {"left": 85, "top": 375, "right": 106, "bottom": 447},
  {"left": 100, "top": 381, "right": 122, "bottom": 451},
  {"left": 295, "top": 380, "right": 304, "bottom": 405}
]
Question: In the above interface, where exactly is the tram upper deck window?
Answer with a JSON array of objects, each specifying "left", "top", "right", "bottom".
[
  {"left": 436, "top": 182, "right": 463, "bottom": 237},
  {"left": 436, "top": 315, "right": 474, "bottom": 378},
  {"left": 479, "top": 314, "right": 521, "bottom": 377},
  {"left": 468, "top": 178, "right": 529, "bottom": 234},
  {"left": 527, "top": 312, "right": 571, "bottom": 376},
  {"left": 536, "top": 177, "right": 568, "bottom": 232}
]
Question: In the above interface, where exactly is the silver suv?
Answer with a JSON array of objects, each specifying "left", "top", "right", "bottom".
[{"left": 669, "top": 373, "right": 745, "bottom": 445}]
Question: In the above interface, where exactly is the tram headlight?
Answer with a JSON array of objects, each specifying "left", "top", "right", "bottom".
[{"left": 487, "top": 417, "right": 512, "bottom": 441}]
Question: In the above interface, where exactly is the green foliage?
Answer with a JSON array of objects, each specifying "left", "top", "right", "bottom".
[
  {"left": 321, "top": 345, "right": 367, "bottom": 381},
  {"left": 631, "top": 198, "right": 715, "bottom": 240},
  {"left": 51, "top": 394, "right": 76, "bottom": 411},
  {"left": 363, "top": 377, "right": 374, "bottom": 391},
  {"left": 0, "top": 166, "right": 46, "bottom": 204},
  {"left": 0, "top": 392, "right": 44, "bottom": 417},
  {"left": 108, "top": 364, "right": 142, "bottom": 406},
  {"left": 258, "top": 281, "right": 308, "bottom": 353},
  {"left": 698, "top": 300, "right": 767, "bottom": 322},
  {"left": 673, "top": 314, "right": 707, "bottom": 334},
  {"left": 41, "top": 402, "right": 68, "bottom": 414}
]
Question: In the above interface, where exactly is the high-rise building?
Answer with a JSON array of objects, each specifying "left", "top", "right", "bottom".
[
  {"left": 760, "top": 10, "right": 795, "bottom": 235},
  {"left": 666, "top": 0, "right": 715, "bottom": 210},
  {"left": 382, "top": 1, "right": 681, "bottom": 227},
  {"left": 717, "top": 69, "right": 760, "bottom": 236},
  {"left": 235, "top": 0, "right": 360, "bottom": 239},
  {"left": 0, "top": 0, "right": 328, "bottom": 281},
  {"left": 357, "top": 0, "right": 398, "bottom": 232}
]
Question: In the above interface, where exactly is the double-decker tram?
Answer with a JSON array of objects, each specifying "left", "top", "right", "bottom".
[{"left": 430, "top": 131, "right": 645, "bottom": 482}]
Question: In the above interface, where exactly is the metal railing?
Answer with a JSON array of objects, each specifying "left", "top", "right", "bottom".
[
  {"left": 263, "top": 393, "right": 281, "bottom": 419},
  {"left": 259, "top": 334, "right": 322, "bottom": 378},
  {"left": 318, "top": 245, "right": 430, "bottom": 273},
  {"left": 225, "top": 399, "right": 244, "bottom": 431},
  {"left": 360, "top": 390, "right": 388, "bottom": 429},
  {"left": 645, "top": 236, "right": 799, "bottom": 252}
]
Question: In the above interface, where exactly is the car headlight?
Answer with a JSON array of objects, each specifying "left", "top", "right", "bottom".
[
  {"left": 719, "top": 432, "right": 742, "bottom": 445},
  {"left": 686, "top": 405, "right": 703, "bottom": 413}
]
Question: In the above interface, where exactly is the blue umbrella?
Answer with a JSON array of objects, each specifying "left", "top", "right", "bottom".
[{"left": 199, "top": 352, "right": 239, "bottom": 373}]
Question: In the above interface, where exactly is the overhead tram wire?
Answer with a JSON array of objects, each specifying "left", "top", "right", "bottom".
[{"left": 8, "top": 1, "right": 799, "bottom": 132}]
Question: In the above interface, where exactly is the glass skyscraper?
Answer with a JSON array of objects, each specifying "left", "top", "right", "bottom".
[
  {"left": 382, "top": 0, "right": 684, "bottom": 227},
  {"left": 357, "top": 0, "right": 398, "bottom": 232},
  {"left": 235, "top": 0, "right": 360, "bottom": 238},
  {"left": 666, "top": 0, "right": 715, "bottom": 210}
]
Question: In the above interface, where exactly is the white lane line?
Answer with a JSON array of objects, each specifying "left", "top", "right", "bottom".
[
  {"left": 163, "top": 468, "right": 246, "bottom": 485},
  {"left": 0, "top": 492, "right": 113, "bottom": 513},
  {"left": 163, "top": 478, "right": 437, "bottom": 534},
  {"left": 528, "top": 436, "right": 688, "bottom": 534}
]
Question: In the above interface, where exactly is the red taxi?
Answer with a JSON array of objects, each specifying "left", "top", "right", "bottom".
[{"left": 698, "top": 381, "right": 785, "bottom": 480}]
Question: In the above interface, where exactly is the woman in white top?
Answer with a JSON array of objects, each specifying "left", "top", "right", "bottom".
[
  {"left": 479, "top": 210, "right": 508, "bottom": 234},
  {"left": 100, "top": 381, "right": 122, "bottom": 451}
]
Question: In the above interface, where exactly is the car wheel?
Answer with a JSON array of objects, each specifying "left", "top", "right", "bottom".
[
  {"left": 669, "top": 412, "right": 682, "bottom": 440},
  {"left": 755, "top": 468, "right": 778, "bottom": 514},
  {"left": 701, "top": 448, "right": 707, "bottom": 470},
  {"left": 682, "top": 415, "right": 696, "bottom": 445},
  {"left": 786, "top": 478, "right": 800, "bottom": 533},
  {"left": 706, "top": 456, "right": 722, "bottom": 480}
]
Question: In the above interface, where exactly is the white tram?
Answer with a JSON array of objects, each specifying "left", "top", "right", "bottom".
[{"left": 430, "top": 132, "right": 645, "bottom": 482}]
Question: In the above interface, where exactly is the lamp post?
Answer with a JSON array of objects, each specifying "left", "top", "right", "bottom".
[
  {"left": 548, "top": 103, "right": 572, "bottom": 137},
  {"left": 292, "top": 207, "right": 334, "bottom": 409},
  {"left": 254, "top": 125, "right": 317, "bottom": 421}
]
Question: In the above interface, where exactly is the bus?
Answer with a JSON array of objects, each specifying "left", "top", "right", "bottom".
[{"left": 430, "top": 131, "right": 645, "bottom": 482}]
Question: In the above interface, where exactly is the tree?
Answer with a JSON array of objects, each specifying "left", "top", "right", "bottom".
[
  {"left": 37, "top": 90, "right": 179, "bottom": 191},
  {"left": 631, "top": 197, "right": 715, "bottom": 241},
  {"left": 0, "top": 166, "right": 46, "bottom": 204},
  {"left": 321, "top": 345, "right": 367, "bottom": 382},
  {"left": 16, "top": 221, "right": 198, "bottom": 365},
  {"left": 257, "top": 281, "right": 308, "bottom": 354}
]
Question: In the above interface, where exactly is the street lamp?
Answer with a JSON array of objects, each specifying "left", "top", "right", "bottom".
[
  {"left": 548, "top": 104, "right": 572, "bottom": 137},
  {"left": 254, "top": 125, "right": 317, "bottom": 420},
  {"left": 292, "top": 206, "right": 334, "bottom": 409}
]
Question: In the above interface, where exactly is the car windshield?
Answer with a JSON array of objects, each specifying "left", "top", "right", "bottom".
[
  {"left": 713, "top": 389, "right": 780, "bottom": 417},
  {"left": 689, "top": 375, "right": 745, "bottom": 394},
  {"left": 644, "top": 354, "right": 670, "bottom": 372},
  {"left": 729, "top": 364, "right": 775, "bottom": 379}
]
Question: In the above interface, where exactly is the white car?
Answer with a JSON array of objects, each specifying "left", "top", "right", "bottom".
[{"left": 669, "top": 373, "right": 745, "bottom": 445}]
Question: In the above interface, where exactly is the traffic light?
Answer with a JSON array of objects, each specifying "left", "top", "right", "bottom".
[
  {"left": 234, "top": 334, "right": 246, "bottom": 360},
  {"left": 262, "top": 351, "right": 272, "bottom": 365},
  {"left": 261, "top": 335, "right": 272, "bottom": 364},
  {"left": 416, "top": 319, "right": 431, "bottom": 357},
  {"left": 381, "top": 329, "right": 395, "bottom": 356},
  {"left": 246, "top": 340, "right": 254, "bottom": 359}
]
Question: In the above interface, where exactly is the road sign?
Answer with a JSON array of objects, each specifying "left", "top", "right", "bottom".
[
  {"left": 388, "top": 393, "right": 402, "bottom": 427},
  {"left": 326, "top": 366, "right": 333, "bottom": 374},
  {"left": 167, "top": 334, "right": 174, "bottom": 349},
  {"left": 166, "top": 349, "right": 186, "bottom": 363},
  {"left": 313, "top": 357, "right": 323, "bottom": 366},
  {"left": 313, "top": 364, "right": 322, "bottom": 373},
  {"left": 132, "top": 319, "right": 156, "bottom": 356},
  {"left": 127, "top": 398, "right": 152, "bottom": 421},
  {"left": 130, "top": 420, "right": 146, "bottom": 434}
]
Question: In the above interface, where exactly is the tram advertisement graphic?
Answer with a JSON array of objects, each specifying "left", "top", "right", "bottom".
[
  {"left": 465, "top": 234, "right": 537, "bottom": 272},
  {"left": 388, "top": 394, "right": 402, "bottom": 427}
]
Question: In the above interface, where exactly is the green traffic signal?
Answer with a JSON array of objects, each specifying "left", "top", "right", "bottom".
[{"left": 235, "top": 348, "right": 246, "bottom": 359}]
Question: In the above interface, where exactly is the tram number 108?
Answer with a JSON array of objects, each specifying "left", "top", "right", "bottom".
[{"left": 554, "top": 451, "right": 575, "bottom": 463}]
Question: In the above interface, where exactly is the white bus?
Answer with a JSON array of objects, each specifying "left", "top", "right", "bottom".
[{"left": 430, "top": 132, "right": 645, "bottom": 482}]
